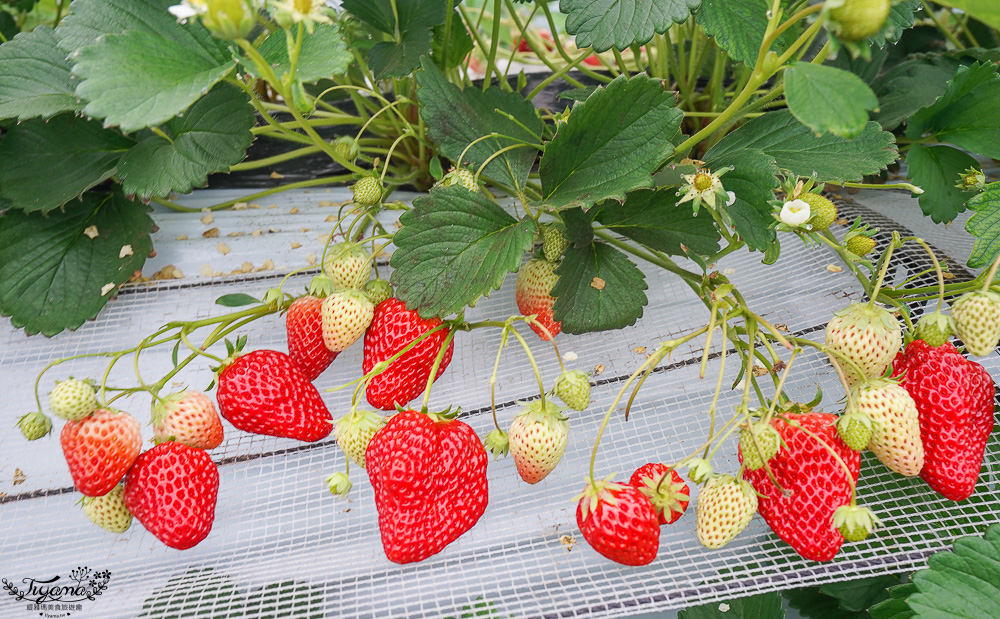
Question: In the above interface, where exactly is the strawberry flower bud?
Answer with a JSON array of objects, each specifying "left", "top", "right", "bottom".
[{"left": 326, "top": 472, "right": 353, "bottom": 498}]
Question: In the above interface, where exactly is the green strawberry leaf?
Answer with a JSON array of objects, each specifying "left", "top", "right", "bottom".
[
  {"left": 695, "top": 0, "right": 797, "bottom": 67},
  {"left": 704, "top": 149, "right": 779, "bottom": 251},
  {"left": 820, "top": 576, "right": 903, "bottom": 613},
  {"left": 904, "top": 143, "right": 979, "bottom": 223},
  {"left": 390, "top": 186, "right": 536, "bottom": 318},
  {"left": 539, "top": 74, "right": 682, "bottom": 211},
  {"left": 679, "top": 592, "right": 784, "bottom": 618},
  {"left": 432, "top": 11, "right": 475, "bottom": 69},
  {"left": 248, "top": 23, "right": 352, "bottom": 84},
  {"left": 0, "top": 26, "right": 81, "bottom": 121},
  {"left": 907, "top": 524, "right": 1000, "bottom": 617},
  {"left": 869, "top": 0, "right": 921, "bottom": 48},
  {"left": 906, "top": 62, "right": 1000, "bottom": 159},
  {"left": 868, "top": 584, "right": 918, "bottom": 619},
  {"left": 966, "top": 183, "right": 1000, "bottom": 269},
  {"left": 342, "top": 0, "right": 448, "bottom": 79},
  {"left": 115, "top": 85, "right": 254, "bottom": 198},
  {"left": 593, "top": 189, "right": 720, "bottom": 256},
  {"left": 0, "top": 189, "right": 154, "bottom": 336},
  {"left": 552, "top": 241, "right": 648, "bottom": 333},
  {"left": 416, "top": 58, "right": 542, "bottom": 190},
  {"left": 215, "top": 294, "right": 260, "bottom": 307},
  {"left": 784, "top": 62, "right": 879, "bottom": 139},
  {"left": 73, "top": 28, "right": 235, "bottom": 133},
  {"left": 825, "top": 44, "right": 889, "bottom": 85},
  {"left": 705, "top": 109, "right": 897, "bottom": 183},
  {"left": 559, "top": 0, "right": 701, "bottom": 53},
  {"left": 0, "top": 114, "right": 135, "bottom": 213},
  {"left": 784, "top": 586, "right": 868, "bottom": 619},
  {"left": 560, "top": 207, "right": 596, "bottom": 247},
  {"left": 930, "top": 1, "right": 1000, "bottom": 30}
]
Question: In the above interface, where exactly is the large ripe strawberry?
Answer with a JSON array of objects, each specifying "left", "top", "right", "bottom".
[
  {"left": 124, "top": 442, "right": 219, "bottom": 550},
  {"left": 61, "top": 409, "right": 142, "bottom": 497},
  {"left": 216, "top": 350, "right": 333, "bottom": 442},
  {"left": 322, "top": 290, "right": 375, "bottom": 353},
  {"left": 893, "top": 340, "right": 995, "bottom": 501},
  {"left": 852, "top": 378, "right": 923, "bottom": 477},
  {"left": 695, "top": 475, "right": 757, "bottom": 550},
  {"left": 365, "top": 410, "right": 488, "bottom": 564},
  {"left": 508, "top": 400, "right": 568, "bottom": 484},
  {"left": 824, "top": 303, "right": 902, "bottom": 387},
  {"left": 516, "top": 258, "right": 562, "bottom": 340},
  {"left": 286, "top": 295, "right": 338, "bottom": 380},
  {"left": 950, "top": 290, "right": 1000, "bottom": 356},
  {"left": 629, "top": 463, "right": 690, "bottom": 525},
  {"left": 363, "top": 298, "right": 455, "bottom": 411},
  {"left": 741, "top": 411, "right": 860, "bottom": 562},
  {"left": 152, "top": 391, "right": 224, "bottom": 450},
  {"left": 576, "top": 478, "right": 660, "bottom": 565}
]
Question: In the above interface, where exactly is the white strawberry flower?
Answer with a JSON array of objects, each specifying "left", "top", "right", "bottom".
[
  {"left": 779, "top": 198, "right": 811, "bottom": 226},
  {"left": 168, "top": 0, "right": 206, "bottom": 20}
]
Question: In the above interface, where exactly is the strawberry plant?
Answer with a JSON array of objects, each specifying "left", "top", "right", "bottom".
[{"left": 4, "top": 0, "right": 1000, "bottom": 615}]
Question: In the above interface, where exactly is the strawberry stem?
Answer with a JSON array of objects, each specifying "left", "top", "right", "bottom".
[
  {"left": 979, "top": 251, "right": 1000, "bottom": 295},
  {"left": 522, "top": 316, "right": 568, "bottom": 373},
  {"left": 867, "top": 232, "right": 902, "bottom": 308},
  {"left": 421, "top": 327, "right": 459, "bottom": 409},
  {"left": 488, "top": 327, "right": 511, "bottom": 432},
  {"left": 760, "top": 347, "right": 800, "bottom": 425},
  {"left": 703, "top": 310, "right": 730, "bottom": 458},
  {"left": 506, "top": 327, "right": 547, "bottom": 408}
]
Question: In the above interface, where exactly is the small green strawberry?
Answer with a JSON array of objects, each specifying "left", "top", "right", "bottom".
[
  {"left": 738, "top": 421, "right": 781, "bottom": 470},
  {"left": 915, "top": 310, "right": 952, "bottom": 348},
  {"left": 363, "top": 279, "right": 393, "bottom": 306},
  {"left": 508, "top": 400, "right": 569, "bottom": 484},
  {"left": 542, "top": 224, "right": 570, "bottom": 262},
  {"left": 82, "top": 484, "right": 132, "bottom": 533},
  {"left": 836, "top": 410, "right": 873, "bottom": 451},
  {"left": 352, "top": 176, "right": 383, "bottom": 206},
  {"left": 828, "top": 0, "right": 891, "bottom": 41},
  {"left": 950, "top": 290, "right": 1000, "bottom": 356},
  {"left": 484, "top": 428, "right": 510, "bottom": 459},
  {"left": 17, "top": 412, "right": 52, "bottom": 441},
  {"left": 321, "top": 289, "right": 375, "bottom": 352},
  {"left": 800, "top": 193, "right": 837, "bottom": 231},
  {"left": 696, "top": 475, "right": 757, "bottom": 549},
  {"left": 333, "top": 409, "right": 385, "bottom": 468},
  {"left": 438, "top": 168, "right": 479, "bottom": 192},
  {"left": 49, "top": 378, "right": 99, "bottom": 421},
  {"left": 332, "top": 136, "right": 360, "bottom": 163},
  {"left": 326, "top": 472, "right": 353, "bottom": 498},
  {"left": 323, "top": 242, "right": 372, "bottom": 291},
  {"left": 553, "top": 370, "right": 590, "bottom": 411},
  {"left": 846, "top": 235, "right": 877, "bottom": 257},
  {"left": 833, "top": 504, "right": 881, "bottom": 542}
]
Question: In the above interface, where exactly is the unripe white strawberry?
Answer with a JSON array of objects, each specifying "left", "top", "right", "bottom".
[
  {"left": 82, "top": 485, "right": 132, "bottom": 533},
  {"left": 696, "top": 475, "right": 757, "bottom": 549},
  {"left": 508, "top": 400, "right": 569, "bottom": 484},
  {"left": 152, "top": 391, "right": 224, "bottom": 450},
  {"left": 738, "top": 421, "right": 781, "bottom": 470},
  {"left": 852, "top": 378, "right": 923, "bottom": 477},
  {"left": 323, "top": 242, "right": 372, "bottom": 291},
  {"left": 18, "top": 412, "right": 52, "bottom": 441},
  {"left": 333, "top": 409, "right": 385, "bottom": 468},
  {"left": 49, "top": 378, "right": 99, "bottom": 421},
  {"left": 824, "top": 303, "right": 902, "bottom": 387},
  {"left": 437, "top": 168, "right": 479, "bottom": 192},
  {"left": 321, "top": 290, "right": 375, "bottom": 352},
  {"left": 553, "top": 370, "right": 590, "bottom": 411},
  {"left": 351, "top": 176, "right": 383, "bottom": 206},
  {"left": 950, "top": 290, "right": 1000, "bottom": 356}
]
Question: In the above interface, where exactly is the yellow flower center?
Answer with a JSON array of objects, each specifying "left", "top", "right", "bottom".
[{"left": 692, "top": 172, "right": 714, "bottom": 192}]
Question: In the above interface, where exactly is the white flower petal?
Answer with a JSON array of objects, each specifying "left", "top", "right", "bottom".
[
  {"left": 168, "top": 4, "right": 199, "bottom": 19},
  {"left": 779, "top": 198, "right": 811, "bottom": 226}
]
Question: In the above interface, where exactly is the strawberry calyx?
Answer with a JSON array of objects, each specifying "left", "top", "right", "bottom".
[
  {"left": 326, "top": 472, "right": 353, "bottom": 498},
  {"left": 484, "top": 428, "right": 510, "bottom": 459},
  {"left": 514, "top": 399, "right": 567, "bottom": 425},
  {"left": 574, "top": 476, "right": 624, "bottom": 522},
  {"left": 836, "top": 409, "right": 873, "bottom": 451},
  {"left": 210, "top": 335, "right": 248, "bottom": 376},
  {"left": 683, "top": 457, "right": 714, "bottom": 484},
  {"left": 636, "top": 468, "right": 690, "bottom": 522},
  {"left": 914, "top": 310, "right": 952, "bottom": 347},
  {"left": 308, "top": 274, "right": 336, "bottom": 298},
  {"left": 832, "top": 504, "right": 881, "bottom": 542}
]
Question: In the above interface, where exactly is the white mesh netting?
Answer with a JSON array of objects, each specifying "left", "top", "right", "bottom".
[{"left": 2, "top": 189, "right": 998, "bottom": 618}]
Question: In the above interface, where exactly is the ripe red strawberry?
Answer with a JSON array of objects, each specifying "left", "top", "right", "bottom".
[
  {"left": 508, "top": 400, "right": 568, "bottom": 484},
  {"left": 893, "top": 340, "right": 995, "bottom": 501},
  {"left": 363, "top": 298, "right": 455, "bottom": 410},
  {"left": 124, "top": 442, "right": 219, "bottom": 550},
  {"left": 576, "top": 478, "right": 660, "bottom": 565},
  {"left": 286, "top": 295, "right": 338, "bottom": 380},
  {"left": 216, "top": 350, "right": 333, "bottom": 442},
  {"left": 61, "top": 409, "right": 142, "bottom": 497},
  {"left": 516, "top": 258, "right": 561, "bottom": 340},
  {"left": 824, "top": 303, "right": 902, "bottom": 387},
  {"left": 629, "top": 463, "right": 690, "bottom": 525},
  {"left": 365, "top": 410, "right": 488, "bottom": 564},
  {"left": 741, "top": 411, "right": 860, "bottom": 562},
  {"left": 152, "top": 391, "right": 224, "bottom": 450}
]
